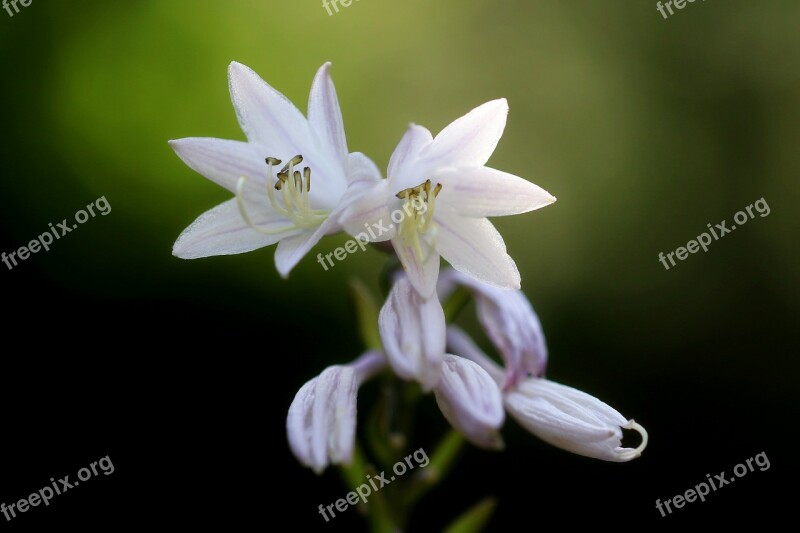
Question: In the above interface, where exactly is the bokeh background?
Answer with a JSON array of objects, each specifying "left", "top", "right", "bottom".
[{"left": 1, "top": 0, "right": 797, "bottom": 529}]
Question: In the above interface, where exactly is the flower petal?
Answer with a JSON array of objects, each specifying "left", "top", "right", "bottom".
[
  {"left": 379, "top": 276, "right": 445, "bottom": 390},
  {"left": 346, "top": 151, "right": 384, "bottom": 186},
  {"left": 286, "top": 365, "right": 359, "bottom": 474},
  {"left": 421, "top": 99, "right": 508, "bottom": 168},
  {"left": 308, "top": 62, "right": 348, "bottom": 165},
  {"left": 434, "top": 354, "right": 505, "bottom": 449},
  {"left": 339, "top": 179, "right": 395, "bottom": 242},
  {"left": 388, "top": 124, "right": 433, "bottom": 183},
  {"left": 392, "top": 235, "right": 440, "bottom": 298},
  {"left": 169, "top": 138, "right": 266, "bottom": 193},
  {"left": 273, "top": 218, "right": 335, "bottom": 278},
  {"left": 434, "top": 209, "right": 520, "bottom": 290},
  {"left": 504, "top": 378, "right": 648, "bottom": 462},
  {"left": 445, "top": 326, "right": 505, "bottom": 383},
  {"left": 228, "top": 62, "right": 313, "bottom": 154},
  {"left": 173, "top": 198, "right": 297, "bottom": 259},
  {"left": 435, "top": 166, "right": 556, "bottom": 218}
]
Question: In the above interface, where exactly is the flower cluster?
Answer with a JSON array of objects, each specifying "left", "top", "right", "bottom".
[{"left": 170, "top": 62, "right": 646, "bottom": 476}]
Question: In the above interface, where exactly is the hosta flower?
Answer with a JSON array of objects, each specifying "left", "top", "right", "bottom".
[
  {"left": 379, "top": 276, "right": 446, "bottom": 390},
  {"left": 287, "top": 351, "right": 385, "bottom": 474},
  {"left": 447, "top": 326, "right": 647, "bottom": 462},
  {"left": 341, "top": 99, "right": 556, "bottom": 296},
  {"left": 170, "top": 61, "right": 380, "bottom": 276},
  {"left": 439, "top": 268, "right": 547, "bottom": 389}
]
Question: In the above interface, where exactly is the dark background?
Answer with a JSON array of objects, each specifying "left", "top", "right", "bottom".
[{"left": 1, "top": 0, "right": 797, "bottom": 530}]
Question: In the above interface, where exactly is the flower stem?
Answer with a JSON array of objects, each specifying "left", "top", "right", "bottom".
[{"left": 404, "top": 428, "right": 465, "bottom": 507}]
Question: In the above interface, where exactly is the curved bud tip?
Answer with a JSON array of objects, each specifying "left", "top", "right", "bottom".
[{"left": 615, "top": 419, "right": 648, "bottom": 461}]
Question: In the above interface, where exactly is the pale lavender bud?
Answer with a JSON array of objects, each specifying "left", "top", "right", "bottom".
[
  {"left": 504, "top": 378, "right": 648, "bottom": 462},
  {"left": 286, "top": 351, "right": 385, "bottom": 474},
  {"left": 439, "top": 268, "right": 547, "bottom": 388},
  {"left": 434, "top": 354, "right": 505, "bottom": 450},
  {"left": 379, "top": 276, "right": 446, "bottom": 390}
]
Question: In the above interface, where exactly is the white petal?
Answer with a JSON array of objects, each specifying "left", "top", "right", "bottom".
[
  {"left": 173, "top": 198, "right": 297, "bottom": 259},
  {"left": 346, "top": 151, "right": 384, "bottom": 185},
  {"left": 505, "top": 379, "right": 648, "bottom": 462},
  {"left": 286, "top": 365, "right": 359, "bottom": 474},
  {"left": 339, "top": 179, "right": 395, "bottom": 242},
  {"left": 445, "top": 326, "right": 505, "bottom": 383},
  {"left": 169, "top": 138, "right": 266, "bottom": 193},
  {"left": 308, "top": 62, "right": 348, "bottom": 165},
  {"left": 388, "top": 124, "right": 433, "bottom": 183},
  {"left": 379, "top": 276, "right": 445, "bottom": 390},
  {"left": 228, "top": 62, "right": 313, "bottom": 154},
  {"left": 435, "top": 166, "right": 556, "bottom": 218},
  {"left": 434, "top": 209, "right": 520, "bottom": 290},
  {"left": 274, "top": 214, "right": 338, "bottom": 278},
  {"left": 434, "top": 354, "right": 505, "bottom": 450},
  {"left": 422, "top": 99, "right": 508, "bottom": 168},
  {"left": 314, "top": 366, "right": 358, "bottom": 466},
  {"left": 286, "top": 378, "right": 319, "bottom": 470},
  {"left": 275, "top": 185, "right": 365, "bottom": 276},
  {"left": 392, "top": 236, "right": 440, "bottom": 298}
]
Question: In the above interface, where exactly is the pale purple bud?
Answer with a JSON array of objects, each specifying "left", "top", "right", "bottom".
[
  {"left": 379, "top": 276, "right": 446, "bottom": 390},
  {"left": 504, "top": 378, "right": 648, "bottom": 462},
  {"left": 439, "top": 268, "right": 547, "bottom": 388},
  {"left": 286, "top": 351, "right": 385, "bottom": 474},
  {"left": 434, "top": 354, "right": 505, "bottom": 450}
]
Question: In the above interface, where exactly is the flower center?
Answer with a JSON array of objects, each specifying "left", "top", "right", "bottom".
[
  {"left": 236, "top": 155, "right": 330, "bottom": 235},
  {"left": 395, "top": 179, "right": 442, "bottom": 260}
]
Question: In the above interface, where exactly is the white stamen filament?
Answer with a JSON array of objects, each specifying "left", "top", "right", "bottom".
[{"left": 236, "top": 155, "right": 329, "bottom": 235}]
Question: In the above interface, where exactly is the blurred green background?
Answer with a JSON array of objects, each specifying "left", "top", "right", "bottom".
[{"left": 1, "top": 0, "right": 797, "bottom": 528}]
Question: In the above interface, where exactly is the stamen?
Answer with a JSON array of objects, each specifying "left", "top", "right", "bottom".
[
  {"left": 280, "top": 154, "right": 303, "bottom": 174},
  {"left": 244, "top": 154, "right": 329, "bottom": 233},
  {"left": 395, "top": 179, "right": 443, "bottom": 262},
  {"left": 236, "top": 176, "right": 294, "bottom": 236}
]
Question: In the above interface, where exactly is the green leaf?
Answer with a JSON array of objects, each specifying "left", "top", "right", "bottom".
[
  {"left": 443, "top": 497, "right": 497, "bottom": 533},
  {"left": 405, "top": 429, "right": 465, "bottom": 506},
  {"left": 349, "top": 278, "right": 382, "bottom": 350}
]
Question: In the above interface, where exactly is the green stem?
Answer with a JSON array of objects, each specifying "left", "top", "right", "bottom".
[
  {"left": 341, "top": 444, "right": 396, "bottom": 533},
  {"left": 443, "top": 286, "right": 471, "bottom": 322},
  {"left": 404, "top": 429, "right": 465, "bottom": 507}
]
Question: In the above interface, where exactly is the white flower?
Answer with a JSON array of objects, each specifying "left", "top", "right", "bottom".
[
  {"left": 439, "top": 268, "right": 547, "bottom": 388},
  {"left": 447, "top": 327, "right": 647, "bottom": 462},
  {"left": 434, "top": 354, "right": 505, "bottom": 450},
  {"left": 170, "top": 61, "right": 380, "bottom": 276},
  {"left": 341, "top": 99, "right": 556, "bottom": 296},
  {"left": 286, "top": 351, "right": 385, "bottom": 474},
  {"left": 379, "top": 276, "right": 446, "bottom": 390}
]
